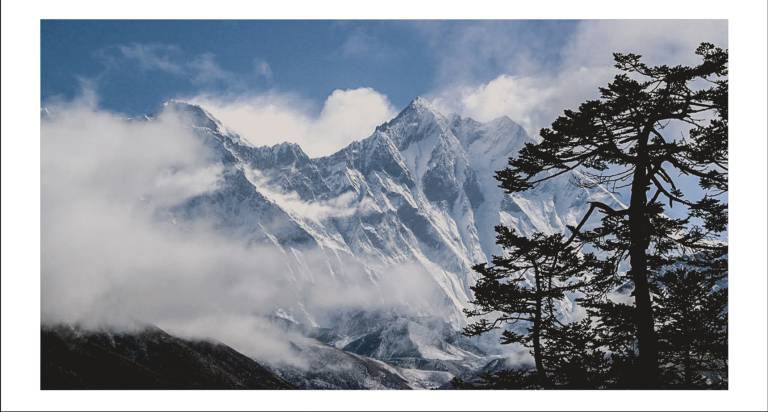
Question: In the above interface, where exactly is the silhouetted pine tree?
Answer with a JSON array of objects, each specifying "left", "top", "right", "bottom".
[
  {"left": 538, "top": 318, "right": 612, "bottom": 388},
  {"left": 463, "top": 228, "right": 596, "bottom": 388},
  {"left": 491, "top": 43, "right": 728, "bottom": 387},
  {"left": 580, "top": 297, "right": 651, "bottom": 387},
  {"left": 656, "top": 252, "right": 728, "bottom": 388}
]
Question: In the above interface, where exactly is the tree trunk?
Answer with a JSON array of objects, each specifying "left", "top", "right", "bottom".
[
  {"left": 628, "top": 133, "right": 659, "bottom": 388},
  {"left": 532, "top": 269, "right": 548, "bottom": 387},
  {"left": 683, "top": 349, "right": 693, "bottom": 388},
  {"left": 682, "top": 301, "right": 693, "bottom": 387}
]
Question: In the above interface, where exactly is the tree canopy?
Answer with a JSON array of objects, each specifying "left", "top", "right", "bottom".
[{"left": 463, "top": 43, "right": 728, "bottom": 389}]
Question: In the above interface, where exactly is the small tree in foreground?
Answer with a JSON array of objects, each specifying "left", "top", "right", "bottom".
[
  {"left": 656, "top": 252, "right": 728, "bottom": 388},
  {"left": 463, "top": 229, "right": 596, "bottom": 387}
]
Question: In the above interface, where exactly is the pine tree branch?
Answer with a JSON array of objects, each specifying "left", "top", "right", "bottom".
[
  {"left": 651, "top": 175, "right": 696, "bottom": 207},
  {"left": 565, "top": 202, "right": 629, "bottom": 246}
]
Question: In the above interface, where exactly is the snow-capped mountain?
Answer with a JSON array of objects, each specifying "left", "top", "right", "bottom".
[{"left": 149, "top": 97, "right": 623, "bottom": 387}]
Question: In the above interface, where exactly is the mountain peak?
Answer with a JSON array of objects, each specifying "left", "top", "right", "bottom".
[
  {"left": 484, "top": 115, "right": 527, "bottom": 134},
  {"left": 406, "top": 96, "right": 438, "bottom": 113},
  {"left": 160, "top": 99, "right": 224, "bottom": 131},
  {"left": 162, "top": 98, "right": 199, "bottom": 110},
  {"left": 161, "top": 100, "right": 215, "bottom": 120},
  {"left": 257, "top": 141, "right": 311, "bottom": 166},
  {"left": 385, "top": 96, "right": 445, "bottom": 127},
  {"left": 487, "top": 114, "right": 514, "bottom": 124},
  {"left": 271, "top": 141, "right": 307, "bottom": 157}
]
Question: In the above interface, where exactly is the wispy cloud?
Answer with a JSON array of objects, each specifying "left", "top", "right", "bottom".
[
  {"left": 254, "top": 60, "right": 272, "bottom": 81},
  {"left": 114, "top": 43, "right": 185, "bottom": 74},
  {"left": 188, "top": 52, "right": 234, "bottom": 85},
  {"left": 339, "top": 28, "right": 403, "bottom": 61},
  {"left": 415, "top": 21, "right": 570, "bottom": 87},
  {"left": 97, "top": 42, "right": 271, "bottom": 89}
]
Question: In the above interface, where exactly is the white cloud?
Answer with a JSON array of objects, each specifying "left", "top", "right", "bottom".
[
  {"left": 41, "top": 92, "right": 444, "bottom": 365},
  {"left": 42, "top": 95, "right": 223, "bottom": 211},
  {"left": 418, "top": 21, "right": 558, "bottom": 86},
  {"left": 244, "top": 168, "right": 358, "bottom": 222},
  {"left": 432, "top": 74, "right": 554, "bottom": 131},
  {"left": 428, "top": 20, "right": 727, "bottom": 136},
  {"left": 190, "top": 87, "right": 396, "bottom": 157},
  {"left": 188, "top": 52, "right": 234, "bottom": 85},
  {"left": 255, "top": 60, "right": 272, "bottom": 80},
  {"left": 562, "top": 20, "right": 728, "bottom": 69},
  {"left": 115, "top": 43, "right": 184, "bottom": 74}
]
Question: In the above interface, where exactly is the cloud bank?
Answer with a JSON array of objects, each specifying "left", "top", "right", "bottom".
[
  {"left": 41, "top": 95, "right": 444, "bottom": 364},
  {"left": 190, "top": 87, "right": 396, "bottom": 157},
  {"left": 429, "top": 20, "right": 727, "bottom": 135}
]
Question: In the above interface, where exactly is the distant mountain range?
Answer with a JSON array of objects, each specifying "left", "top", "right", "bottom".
[{"left": 42, "top": 97, "right": 624, "bottom": 389}]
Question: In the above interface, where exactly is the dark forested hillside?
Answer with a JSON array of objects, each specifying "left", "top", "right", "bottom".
[{"left": 41, "top": 325, "right": 293, "bottom": 389}]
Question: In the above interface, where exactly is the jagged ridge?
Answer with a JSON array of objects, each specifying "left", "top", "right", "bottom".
[{"left": 151, "top": 98, "right": 625, "bottom": 385}]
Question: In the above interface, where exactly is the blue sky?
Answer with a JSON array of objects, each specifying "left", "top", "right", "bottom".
[
  {"left": 41, "top": 19, "right": 726, "bottom": 159},
  {"left": 41, "top": 20, "right": 578, "bottom": 115}
]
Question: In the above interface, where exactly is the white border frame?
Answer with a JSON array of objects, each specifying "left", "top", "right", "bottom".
[{"left": 2, "top": 0, "right": 766, "bottom": 410}]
